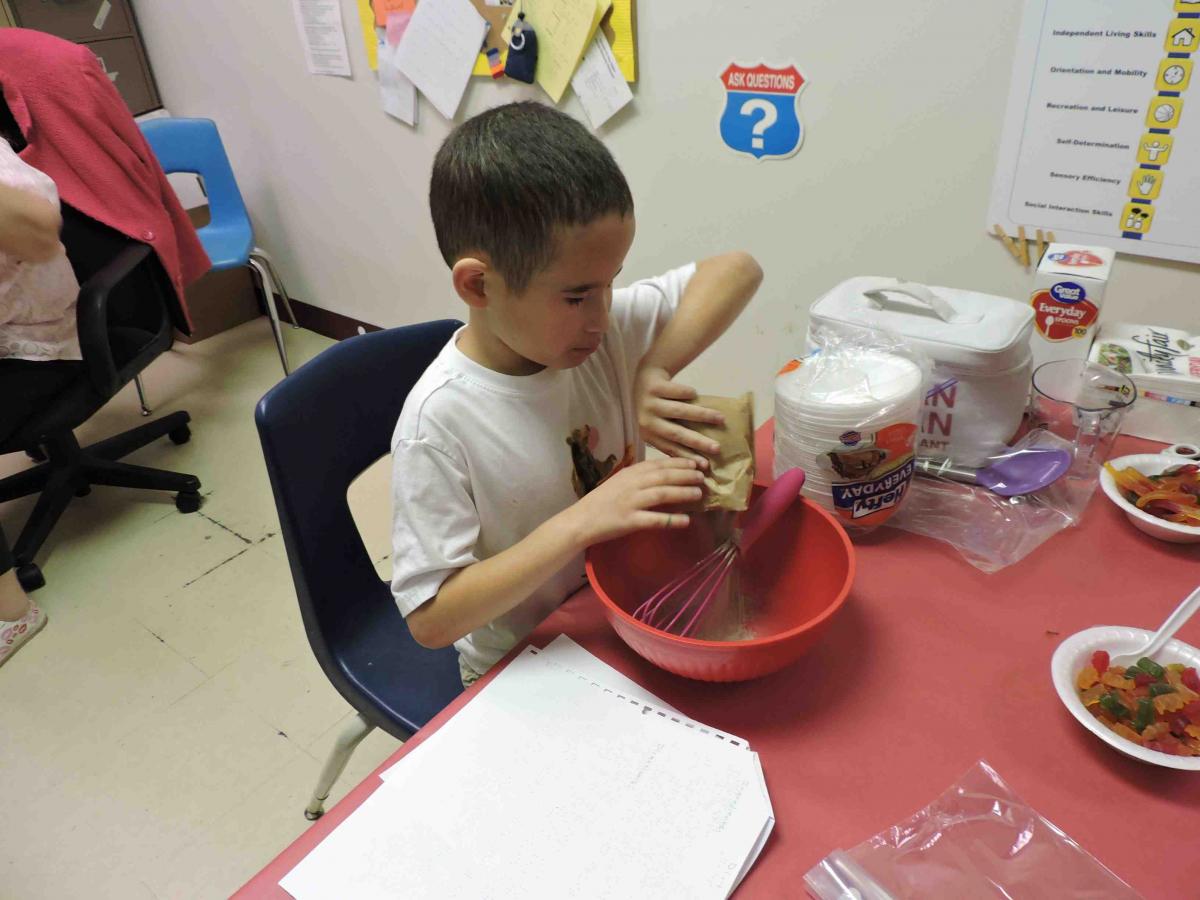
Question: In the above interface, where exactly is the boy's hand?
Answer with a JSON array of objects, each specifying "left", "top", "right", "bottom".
[
  {"left": 634, "top": 365, "right": 724, "bottom": 469},
  {"left": 566, "top": 457, "right": 704, "bottom": 547}
]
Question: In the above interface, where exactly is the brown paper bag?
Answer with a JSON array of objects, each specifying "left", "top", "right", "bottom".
[{"left": 686, "top": 393, "right": 755, "bottom": 512}]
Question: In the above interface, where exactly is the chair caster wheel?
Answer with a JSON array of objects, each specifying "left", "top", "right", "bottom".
[
  {"left": 26, "top": 446, "right": 46, "bottom": 462},
  {"left": 175, "top": 490, "right": 202, "bottom": 513},
  {"left": 168, "top": 425, "right": 191, "bottom": 445},
  {"left": 16, "top": 564, "right": 44, "bottom": 592},
  {"left": 304, "top": 807, "right": 324, "bottom": 821}
]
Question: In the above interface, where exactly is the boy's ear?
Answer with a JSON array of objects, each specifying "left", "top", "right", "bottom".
[{"left": 451, "top": 257, "right": 490, "bottom": 309}]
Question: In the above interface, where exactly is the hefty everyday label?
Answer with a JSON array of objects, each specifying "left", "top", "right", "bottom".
[
  {"left": 821, "top": 423, "right": 917, "bottom": 527},
  {"left": 1031, "top": 280, "right": 1099, "bottom": 342}
]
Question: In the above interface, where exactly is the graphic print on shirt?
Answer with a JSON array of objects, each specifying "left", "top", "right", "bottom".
[{"left": 566, "top": 424, "right": 633, "bottom": 497}]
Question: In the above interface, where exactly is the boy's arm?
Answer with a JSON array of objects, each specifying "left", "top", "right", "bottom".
[
  {"left": 634, "top": 252, "right": 762, "bottom": 465},
  {"left": 405, "top": 458, "right": 704, "bottom": 649}
]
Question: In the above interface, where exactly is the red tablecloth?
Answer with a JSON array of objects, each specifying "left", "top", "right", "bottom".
[{"left": 236, "top": 430, "right": 1200, "bottom": 898}]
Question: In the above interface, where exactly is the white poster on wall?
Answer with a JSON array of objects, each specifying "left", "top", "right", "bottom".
[{"left": 988, "top": 0, "right": 1200, "bottom": 264}]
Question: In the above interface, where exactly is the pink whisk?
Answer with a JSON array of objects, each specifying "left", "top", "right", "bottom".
[{"left": 632, "top": 468, "right": 807, "bottom": 637}]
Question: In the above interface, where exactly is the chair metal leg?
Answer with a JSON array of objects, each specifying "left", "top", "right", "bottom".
[
  {"left": 252, "top": 248, "right": 300, "bottom": 329},
  {"left": 305, "top": 713, "right": 375, "bottom": 820},
  {"left": 134, "top": 374, "right": 152, "bottom": 416},
  {"left": 248, "top": 257, "right": 291, "bottom": 376}
]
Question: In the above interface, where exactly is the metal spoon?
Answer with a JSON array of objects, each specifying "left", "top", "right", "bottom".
[{"left": 1112, "top": 584, "right": 1200, "bottom": 669}]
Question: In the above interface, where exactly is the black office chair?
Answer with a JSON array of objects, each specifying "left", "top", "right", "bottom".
[{"left": 0, "top": 206, "right": 203, "bottom": 590}]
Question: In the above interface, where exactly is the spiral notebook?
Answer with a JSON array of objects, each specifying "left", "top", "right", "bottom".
[{"left": 280, "top": 640, "right": 774, "bottom": 899}]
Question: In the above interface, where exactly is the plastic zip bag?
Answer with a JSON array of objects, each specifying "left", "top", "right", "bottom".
[
  {"left": 804, "top": 760, "right": 1141, "bottom": 900},
  {"left": 885, "top": 427, "right": 1097, "bottom": 573}
]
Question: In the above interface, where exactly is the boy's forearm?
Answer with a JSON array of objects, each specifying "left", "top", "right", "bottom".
[
  {"left": 639, "top": 252, "right": 762, "bottom": 377},
  {"left": 405, "top": 510, "right": 587, "bottom": 649}
]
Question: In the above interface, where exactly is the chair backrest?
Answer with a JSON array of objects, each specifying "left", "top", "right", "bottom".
[
  {"left": 138, "top": 117, "right": 251, "bottom": 235},
  {"left": 60, "top": 205, "right": 172, "bottom": 374},
  {"left": 255, "top": 320, "right": 464, "bottom": 729}
]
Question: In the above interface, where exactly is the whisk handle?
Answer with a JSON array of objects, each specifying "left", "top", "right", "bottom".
[{"left": 738, "top": 467, "right": 806, "bottom": 551}]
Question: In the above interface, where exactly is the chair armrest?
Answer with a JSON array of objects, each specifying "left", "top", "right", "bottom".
[{"left": 76, "top": 242, "right": 154, "bottom": 397}]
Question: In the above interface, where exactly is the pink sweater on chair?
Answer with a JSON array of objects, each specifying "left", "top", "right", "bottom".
[{"left": 0, "top": 29, "right": 210, "bottom": 334}]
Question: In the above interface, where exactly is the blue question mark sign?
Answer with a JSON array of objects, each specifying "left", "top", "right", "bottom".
[{"left": 718, "top": 63, "right": 806, "bottom": 160}]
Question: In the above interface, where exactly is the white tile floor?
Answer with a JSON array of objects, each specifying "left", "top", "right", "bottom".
[{"left": 2, "top": 319, "right": 404, "bottom": 899}]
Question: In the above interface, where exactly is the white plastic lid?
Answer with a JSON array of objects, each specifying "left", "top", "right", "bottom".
[{"left": 776, "top": 351, "right": 923, "bottom": 413}]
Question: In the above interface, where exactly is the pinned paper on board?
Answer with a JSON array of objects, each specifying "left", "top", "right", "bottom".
[
  {"left": 601, "top": 0, "right": 636, "bottom": 82},
  {"left": 718, "top": 63, "right": 806, "bottom": 160},
  {"left": 374, "top": 0, "right": 417, "bottom": 27},
  {"left": 395, "top": 0, "right": 489, "bottom": 120},
  {"left": 502, "top": 0, "right": 609, "bottom": 102},
  {"left": 290, "top": 0, "right": 353, "bottom": 77},
  {"left": 572, "top": 31, "right": 632, "bottom": 128},
  {"left": 379, "top": 11, "right": 418, "bottom": 125},
  {"left": 354, "top": 0, "right": 382, "bottom": 70}
]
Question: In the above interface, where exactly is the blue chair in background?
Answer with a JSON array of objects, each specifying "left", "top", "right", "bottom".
[
  {"left": 256, "top": 319, "right": 464, "bottom": 819},
  {"left": 139, "top": 117, "right": 298, "bottom": 377}
]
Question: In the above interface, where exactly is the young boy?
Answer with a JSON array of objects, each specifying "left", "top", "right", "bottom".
[{"left": 391, "top": 102, "right": 761, "bottom": 686}]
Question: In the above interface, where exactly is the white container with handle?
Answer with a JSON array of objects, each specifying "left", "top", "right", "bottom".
[{"left": 807, "top": 277, "right": 1035, "bottom": 465}]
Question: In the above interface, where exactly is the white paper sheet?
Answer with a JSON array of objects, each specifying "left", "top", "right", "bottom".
[
  {"left": 290, "top": 0, "right": 353, "bottom": 77},
  {"left": 572, "top": 31, "right": 633, "bottom": 129},
  {"left": 395, "top": 0, "right": 488, "bottom": 120},
  {"left": 377, "top": 41, "right": 417, "bottom": 125},
  {"left": 380, "top": 636, "right": 748, "bottom": 784},
  {"left": 282, "top": 649, "right": 773, "bottom": 900}
]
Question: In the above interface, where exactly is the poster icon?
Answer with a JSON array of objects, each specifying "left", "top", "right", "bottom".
[
  {"left": 1156, "top": 58, "right": 1192, "bottom": 92},
  {"left": 1146, "top": 96, "right": 1183, "bottom": 128},
  {"left": 1129, "top": 168, "right": 1164, "bottom": 199},
  {"left": 719, "top": 63, "right": 805, "bottom": 160},
  {"left": 1137, "top": 134, "right": 1175, "bottom": 164},
  {"left": 1120, "top": 202, "right": 1156, "bottom": 235}
]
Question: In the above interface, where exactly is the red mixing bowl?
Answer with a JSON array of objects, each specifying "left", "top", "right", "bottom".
[{"left": 585, "top": 489, "right": 855, "bottom": 682}]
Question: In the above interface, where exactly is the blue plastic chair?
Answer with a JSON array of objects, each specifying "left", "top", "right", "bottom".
[
  {"left": 139, "top": 117, "right": 298, "bottom": 375},
  {"left": 255, "top": 320, "right": 465, "bottom": 819}
]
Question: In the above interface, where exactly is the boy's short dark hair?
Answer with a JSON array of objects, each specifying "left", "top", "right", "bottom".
[{"left": 430, "top": 102, "right": 633, "bottom": 293}]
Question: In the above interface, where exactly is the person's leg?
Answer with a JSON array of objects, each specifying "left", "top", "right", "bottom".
[
  {"left": 0, "top": 523, "right": 46, "bottom": 666},
  {"left": 0, "top": 523, "right": 25, "bottom": 620}
]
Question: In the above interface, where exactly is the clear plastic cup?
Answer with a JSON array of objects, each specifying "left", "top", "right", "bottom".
[{"left": 1030, "top": 359, "right": 1136, "bottom": 463}]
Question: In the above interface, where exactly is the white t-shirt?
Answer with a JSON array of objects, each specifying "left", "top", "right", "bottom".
[
  {"left": 0, "top": 141, "right": 80, "bottom": 362},
  {"left": 391, "top": 263, "right": 695, "bottom": 674}
]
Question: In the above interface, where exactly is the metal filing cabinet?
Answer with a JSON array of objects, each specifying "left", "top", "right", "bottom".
[{"left": 0, "top": 0, "right": 161, "bottom": 115}]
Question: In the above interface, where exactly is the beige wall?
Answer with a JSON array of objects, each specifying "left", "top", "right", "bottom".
[{"left": 133, "top": 1, "right": 1198, "bottom": 409}]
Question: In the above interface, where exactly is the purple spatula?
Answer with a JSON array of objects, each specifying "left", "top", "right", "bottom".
[{"left": 915, "top": 448, "right": 1072, "bottom": 497}]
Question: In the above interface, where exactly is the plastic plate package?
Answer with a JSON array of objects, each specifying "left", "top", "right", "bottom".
[
  {"left": 885, "top": 427, "right": 1099, "bottom": 573},
  {"left": 804, "top": 760, "right": 1141, "bottom": 900}
]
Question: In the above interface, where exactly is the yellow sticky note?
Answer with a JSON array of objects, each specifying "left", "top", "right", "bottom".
[
  {"left": 607, "top": 0, "right": 635, "bottom": 82},
  {"left": 356, "top": 0, "right": 379, "bottom": 71}
]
